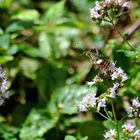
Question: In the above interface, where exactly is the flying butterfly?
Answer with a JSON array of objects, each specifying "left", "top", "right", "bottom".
[{"left": 83, "top": 49, "right": 110, "bottom": 70}]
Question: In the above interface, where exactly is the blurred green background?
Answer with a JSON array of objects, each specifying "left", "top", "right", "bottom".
[{"left": 0, "top": 0, "right": 140, "bottom": 139}]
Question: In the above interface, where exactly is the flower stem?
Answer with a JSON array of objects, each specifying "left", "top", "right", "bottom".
[
  {"left": 98, "top": 111, "right": 110, "bottom": 120},
  {"left": 107, "top": 14, "right": 134, "bottom": 50},
  {"left": 120, "top": 115, "right": 127, "bottom": 121},
  {"left": 111, "top": 101, "right": 120, "bottom": 140},
  {"left": 104, "top": 107, "right": 112, "bottom": 119}
]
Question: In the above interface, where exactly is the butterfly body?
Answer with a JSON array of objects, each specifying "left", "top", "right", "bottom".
[
  {"left": 83, "top": 49, "right": 110, "bottom": 70},
  {"left": 98, "top": 59, "right": 110, "bottom": 70}
]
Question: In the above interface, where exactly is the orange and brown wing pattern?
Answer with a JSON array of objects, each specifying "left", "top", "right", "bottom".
[{"left": 83, "top": 49, "right": 110, "bottom": 70}]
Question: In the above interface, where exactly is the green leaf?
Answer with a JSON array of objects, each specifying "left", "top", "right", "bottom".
[
  {"left": 71, "top": 0, "right": 92, "bottom": 12},
  {"left": 0, "top": 55, "right": 14, "bottom": 63},
  {"left": 103, "top": 120, "right": 116, "bottom": 129},
  {"left": 19, "top": 44, "right": 41, "bottom": 58},
  {"left": 49, "top": 85, "right": 97, "bottom": 114},
  {"left": 19, "top": 109, "right": 58, "bottom": 139},
  {"left": 0, "top": 28, "right": 4, "bottom": 35},
  {"left": 0, "top": 34, "right": 10, "bottom": 49},
  {"left": 108, "top": 111, "right": 113, "bottom": 118},
  {"left": 0, "top": 0, "right": 13, "bottom": 8},
  {"left": 44, "top": 1, "right": 65, "bottom": 21},
  {"left": 0, "top": 123, "right": 19, "bottom": 139},
  {"left": 36, "top": 63, "right": 67, "bottom": 102},
  {"left": 19, "top": 57, "right": 40, "bottom": 79},
  {"left": 64, "top": 135, "right": 76, "bottom": 140},
  {"left": 24, "top": 48, "right": 42, "bottom": 57},
  {"left": 117, "top": 46, "right": 140, "bottom": 58},
  {"left": 117, "top": 50, "right": 136, "bottom": 58},
  {"left": 12, "top": 9, "right": 40, "bottom": 21},
  {"left": 54, "top": 35, "right": 70, "bottom": 58},
  {"left": 38, "top": 32, "right": 52, "bottom": 59},
  {"left": 7, "top": 44, "right": 20, "bottom": 55},
  {"left": 78, "top": 120, "right": 105, "bottom": 140},
  {"left": 6, "top": 22, "right": 24, "bottom": 33},
  {"left": 0, "top": 115, "right": 5, "bottom": 123},
  {"left": 81, "top": 136, "right": 88, "bottom": 140}
]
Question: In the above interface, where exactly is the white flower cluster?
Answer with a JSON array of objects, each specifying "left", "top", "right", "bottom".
[
  {"left": 122, "top": 121, "right": 140, "bottom": 139},
  {"left": 111, "top": 67, "right": 128, "bottom": 83},
  {"left": 103, "top": 129, "right": 117, "bottom": 139},
  {"left": 0, "top": 66, "right": 7, "bottom": 93},
  {"left": 87, "top": 61, "right": 128, "bottom": 98},
  {"left": 133, "top": 130, "right": 140, "bottom": 140},
  {"left": 0, "top": 65, "right": 8, "bottom": 105},
  {"left": 79, "top": 93, "right": 97, "bottom": 112},
  {"left": 122, "top": 121, "right": 135, "bottom": 133},
  {"left": 127, "top": 97, "right": 140, "bottom": 118},
  {"left": 90, "top": 0, "right": 129, "bottom": 20},
  {"left": 79, "top": 93, "right": 106, "bottom": 112},
  {"left": 79, "top": 59, "right": 128, "bottom": 112},
  {"left": 107, "top": 65, "right": 128, "bottom": 98},
  {"left": 86, "top": 75, "right": 102, "bottom": 87},
  {"left": 104, "top": 121, "right": 140, "bottom": 139},
  {"left": 100, "top": 62, "right": 128, "bottom": 84},
  {"left": 108, "top": 82, "right": 119, "bottom": 98}
]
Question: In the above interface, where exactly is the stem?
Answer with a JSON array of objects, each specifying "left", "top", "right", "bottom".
[
  {"left": 135, "top": 117, "right": 138, "bottom": 127},
  {"left": 107, "top": 14, "right": 134, "bottom": 50},
  {"left": 104, "top": 107, "right": 112, "bottom": 119},
  {"left": 120, "top": 115, "right": 127, "bottom": 121},
  {"left": 111, "top": 101, "right": 120, "bottom": 140},
  {"left": 98, "top": 110, "right": 116, "bottom": 126},
  {"left": 98, "top": 111, "right": 110, "bottom": 120}
]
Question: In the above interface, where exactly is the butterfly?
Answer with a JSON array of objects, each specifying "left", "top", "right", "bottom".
[{"left": 83, "top": 49, "right": 110, "bottom": 70}]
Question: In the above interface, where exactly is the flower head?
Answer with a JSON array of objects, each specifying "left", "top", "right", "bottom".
[
  {"left": 111, "top": 67, "right": 128, "bottom": 83},
  {"left": 79, "top": 93, "right": 97, "bottom": 112},
  {"left": 127, "top": 97, "right": 140, "bottom": 118},
  {"left": 108, "top": 83, "right": 119, "bottom": 98},
  {"left": 97, "top": 97, "right": 106, "bottom": 111},
  {"left": 0, "top": 97, "right": 4, "bottom": 106},
  {"left": 108, "top": 62, "right": 116, "bottom": 72},
  {"left": 0, "top": 65, "right": 8, "bottom": 106},
  {"left": 122, "top": 121, "right": 135, "bottom": 133},
  {"left": 133, "top": 130, "right": 140, "bottom": 139},
  {"left": 132, "top": 98, "right": 140, "bottom": 108},
  {"left": 0, "top": 65, "right": 7, "bottom": 93},
  {"left": 1, "top": 79, "right": 7, "bottom": 92},
  {"left": 90, "top": 8, "right": 101, "bottom": 19},
  {"left": 117, "top": 0, "right": 129, "bottom": 8},
  {"left": 95, "top": 1, "right": 103, "bottom": 11},
  {"left": 123, "top": 2, "right": 129, "bottom": 7},
  {"left": 105, "top": 0, "right": 111, "bottom": 4},
  {"left": 104, "top": 129, "right": 117, "bottom": 139},
  {"left": 86, "top": 75, "right": 102, "bottom": 87},
  {"left": 89, "top": 0, "right": 129, "bottom": 21},
  {"left": 86, "top": 81, "right": 96, "bottom": 87}
]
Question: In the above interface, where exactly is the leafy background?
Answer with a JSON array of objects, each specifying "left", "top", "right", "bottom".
[{"left": 0, "top": 0, "right": 140, "bottom": 139}]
